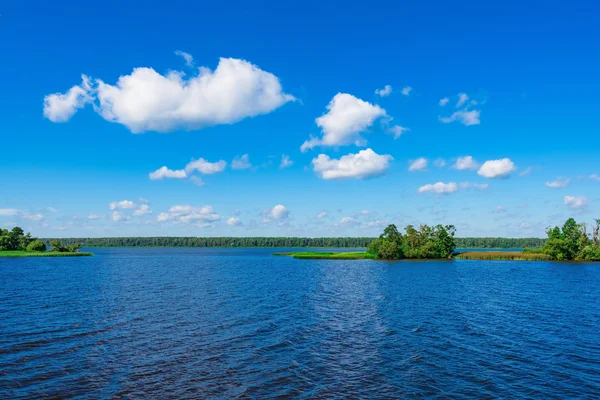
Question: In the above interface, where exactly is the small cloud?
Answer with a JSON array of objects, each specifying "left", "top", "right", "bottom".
[
  {"left": 460, "top": 182, "right": 489, "bottom": 190},
  {"left": 189, "top": 176, "right": 205, "bottom": 186},
  {"left": 434, "top": 158, "right": 447, "bottom": 167},
  {"left": 409, "top": 157, "right": 428, "bottom": 172},
  {"left": 375, "top": 85, "right": 392, "bottom": 97},
  {"left": 477, "top": 158, "right": 516, "bottom": 179},
  {"left": 564, "top": 196, "right": 588, "bottom": 211},
  {"left": 316, "top": 211, "right": 328, "bottom": 219},
  {"left": 149, "top": 166, "right": 187, "bottom": 180},
  {"left": 418, "top": 182, "right": 458, "bottom": 194},
  {"left": 456, "top": 93, "right": 469, "bottom": 108},
  {"left": 590, "top": 174, "right": 600, "bottom": 181},
  {"left": 387, "top": 125, "right": 409, "bottom": 139},
  {"left": 439, "top": 97, "right": 449, "bottom": 106},
  {"left": 453, "top": 156, "right": 479, "bottom": 170},
  {"left": 401, "top": 86, "right": 412, "bottom": 96},
  {"left": 88, "top": 213, "right": 102, "bottom": 220},
  {"left": 109, "top": 200, "right": 136, "bottom": 210},
  {"left": 493, "top": 206, "right": 507, "bottom": 213},
  {"left": 519, "top": 167, "right": 533, "bottom": 176},
  {"left": 111, "top": 211, "right": 130, "bottom": 222},
  {"left": 133, "top": 204, "right": 152, "bottom": 216},
  {"left": 545, "top": 178, "right": 571, "bottom": 188},
  {"left": 231, "top": 154, "right": 252, "bottom": 170},
  {"left": 339, "top": 216, "right": 360, "bottom": 227},
  {"left": 262, "top": 204, "right": 290, "bottom": 224},
  {"left": 186, "top": 158, "right": 227, "bottom": 175},
  {"left": 440, "top": 110, "right": 480, "bottom": 126},
  {"left": 226, "top": 217, "right": 242, "bottom": 226},
  {"left": 174, "top": 50, "right": 194, "bottom": 67},
  {"left": 280, "top": 154, "right": 293, "bottom": 168}
]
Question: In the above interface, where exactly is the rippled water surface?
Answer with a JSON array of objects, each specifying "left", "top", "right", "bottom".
[{"left": 2, "top": 248, "right": 600, "bottom": 398}]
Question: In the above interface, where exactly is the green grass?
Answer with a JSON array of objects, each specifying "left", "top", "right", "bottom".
[
  {"left": 0, "top": 251, "right": 93, "bottom": 258},
  {"left": 273, "top": 251, "right": 376, "bottom": 260},
  {"left": 454, "top": 251, "right": 551, "bottom": 261}
]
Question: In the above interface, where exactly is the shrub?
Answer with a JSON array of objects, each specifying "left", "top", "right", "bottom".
[{"left": 26, "top": 240, "right": 46, "bottom": 252}]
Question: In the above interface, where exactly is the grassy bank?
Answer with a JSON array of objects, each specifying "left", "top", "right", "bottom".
[
  {"left": 0, "top": 251, "right": 93, "bottom": 258},
  {"left": 274, "top": 251, "right": 376, "bottom": 260},
  {"left": 454, "top": 251, "right": 551, "bottom": 261}
]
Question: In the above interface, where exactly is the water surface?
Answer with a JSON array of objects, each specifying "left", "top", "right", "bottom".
[{"left": 1, "top": 248, "right": 600, "bottom": 398}]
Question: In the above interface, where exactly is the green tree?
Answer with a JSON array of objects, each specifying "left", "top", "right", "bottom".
[{"left": 26, "top": 240, "right": 47, "bottom": 252}]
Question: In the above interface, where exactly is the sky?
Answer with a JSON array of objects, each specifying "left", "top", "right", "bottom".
[{"left": 1, "top": 0, "right": 599, "bottom": 238}]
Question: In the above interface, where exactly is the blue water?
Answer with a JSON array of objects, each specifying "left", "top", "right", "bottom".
[{"left": 2, "top": 248, "right": 600, "bottom": 398}]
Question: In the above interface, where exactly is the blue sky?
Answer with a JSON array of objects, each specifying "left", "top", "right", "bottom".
[{"left": 1, "top": 0, "right": 599, "bottom": 238}]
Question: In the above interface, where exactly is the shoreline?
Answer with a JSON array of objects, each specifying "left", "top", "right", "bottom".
[{"left": 0, "top": 251, "right": 93, "bottom": 258}]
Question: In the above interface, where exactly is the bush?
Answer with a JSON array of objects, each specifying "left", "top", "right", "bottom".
[{"left": 26, "top": 240, "right": 46, "bottom": 252}]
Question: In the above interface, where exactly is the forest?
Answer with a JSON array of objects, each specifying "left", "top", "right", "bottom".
[{"left": 42, "top": 236, "right": 545, "bottom": 249}]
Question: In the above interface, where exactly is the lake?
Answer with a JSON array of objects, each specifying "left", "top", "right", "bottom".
[{"left": 1, "top": 248, "right": 600, "bottom": 398}]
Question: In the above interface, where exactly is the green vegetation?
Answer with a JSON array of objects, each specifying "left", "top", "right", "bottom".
[
  {"left": 538, "top": 218, "right": 600, "bottom": 261},
  {"left": 367, "top": 224, "right": 456, "bottom": 259},
  {"left": 0, "top": 251, "right": 92, "bottom": 257},
  {"left": 455, "top": 252, "right": 552, "bottom": 261},
  {"left": 274, "top": 251, "right": 376, "bottom": 260},
  {"left": 0, "top": 227, "right": 91, "bottom": 257},
  {"left": 41, "top": 236, "right": 545, "bottom": 249}
]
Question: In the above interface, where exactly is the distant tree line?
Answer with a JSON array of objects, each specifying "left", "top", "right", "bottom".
[
  {"left": 40, "top": 236, "right": 547, "bottom": 249},
  {"left": 367, "top": 224, "right": 456, "bottom": 259}
]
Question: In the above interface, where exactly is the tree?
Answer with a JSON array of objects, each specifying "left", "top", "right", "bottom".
[{"left": 26, "top": 240, "right": 47, "bottom": 252}]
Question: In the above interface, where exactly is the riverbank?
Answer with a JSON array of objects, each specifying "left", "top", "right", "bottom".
[
  {"left": 274, "top": 250, "right": 553, "bottom": 261},
  {"left": 274, "top": 251, "right": 376, "bottom": 260},
  {"left": 0, "top": 251, "right": 93, "bottom": 258}
]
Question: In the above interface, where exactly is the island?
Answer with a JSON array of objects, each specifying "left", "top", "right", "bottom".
[
  {"left": 276, "top": 218, "right": 600, "bottom": 261},
  {"left": 0, "top": 227, "right": 92, "bottom": 257}
]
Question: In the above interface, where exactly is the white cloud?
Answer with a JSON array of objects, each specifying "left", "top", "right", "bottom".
[
  {"left": 545, "top": 178, "right": 571, "bottom": 188},
  {"left": 280, "top": 154, "right": 293, "bottom": 168},
  {"left": 456, "top": 93, "right": 469, "bottom": 107},
  {"left": 111, "top": 211, "right": 129, "bottom": 222},
  {"left": 174, "top": 50, "right": 194, "bottom": 66},
  {"left": 149, "top": 166, "right": 187, "bottom": 180},
  {"left": 312, "top": 148, "right": 392, "bottom": 180},
  {"left": 477, "top": 158, "right": 516, "bottom": 179},
  {"left": 157, "top": 205, "right": 221, "bottom": 226},
  {"left": 564, "top": 196, "right": 588, "bottom": 211},
  {"left": 189, "top": 176, "right": 205, "bottom": 186},
  {"left": 43, "top": 75, "right": 93, "bottom": 122},
  {"left": 375, "top": 85, "right": 392, "bottom": 97},
  {"left": 270, "top": 204, "right": 289, "bottom": 220},
  {"left": 231, "top": 154, "right": 252, "bottom": 170},
  {"left": 88, "top": 213, "right": 102, "bottom": 220},
  {"left": 401, "top": 86, "right": 412, "bottom": 96},
  {"left": 339, "top": 216, "right": 360, "bottom": 227},
  {"left": 226, "top": 217, "right": 242, "bottom": 226},
  {"left": 440, "top": 110, "right": 480, "bottom": 126},
  {"left": 418, "top": 182, "right": 458, "bottom": 194},
  {"left": 460, "top": 182, "right": 489, "bottom": 190},
  {"left": 45, "top": 57, "right": 295, "bottom": 132},
  {"left": 494, "top": 206, "right": 507, "bottom": 213},
  {"left": 133, "top": 204, "right": 152, "bottom": 216},
  {"left": 387, "top": 125, "right": 409, "bottom": 139},
  {"left": 434, "top": 158, "right": 447, "bottom": 167},
  {"left": 439, "top": 97, "right": 449, "bottom": 106},
  {"left": 453, "top": 156, "right": 479, "bottom": 170},
  {"left": 185, "top": 158, "right": 227, "bottom": 175},
  {"left": 109, "top": 200, "right": 136, "bottom": 210},
  {"left": 300, "top": 93, "right": 387, "bottom": 151},
  {"left": 316, "top": 211, "right": 328, "bottom": 219},
  {"left": 519, "top": 167, "right": 533, "bottom": 176},
  {"left": 409, "top": 157, "right": 428, "bottom": 172},
  {"left": 590, "top": 174, "right": 600, "bottom": 181}
]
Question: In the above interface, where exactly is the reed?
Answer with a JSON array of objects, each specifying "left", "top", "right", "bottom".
[{"left": 455, "top": 251, "right": 551, "bottom": 261}]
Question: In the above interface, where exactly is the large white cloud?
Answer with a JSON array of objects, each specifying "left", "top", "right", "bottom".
[
  {"left": 301, "top": 93, "right": 387, "bottom": 151},
  {"left": 453, "top": 156, "right": 479, "bottom": 170},
  {"left": 418, "top": 182, "right": 458, "bottom": 194},
  {"left": 149, "top": 166, "right": 187, "bottom": 180},
  {"left": 44, "top": 57, "right": 295, "bottom": 132},
  {"left": 312, "top": 148, "right": 392, "bottom": 180},
  {"left": 43, "top": 75, "right": 93, "bottom": 122},
  {"left": 477, "top": 158, "right": 516, "bottom": 179},
  {"left": 564, "top": 196, "right": 588, "bottom": 210}
]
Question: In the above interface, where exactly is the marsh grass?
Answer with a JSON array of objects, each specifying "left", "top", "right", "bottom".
[
  {"left": 0, "top": 251, "right": 93, "bottom": 258},
  {"left": 455, "top": 251, "right": 551, "bottom": 261},
  {"left": 273, "top": 251, "right": 376, "bottom": 260}
]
